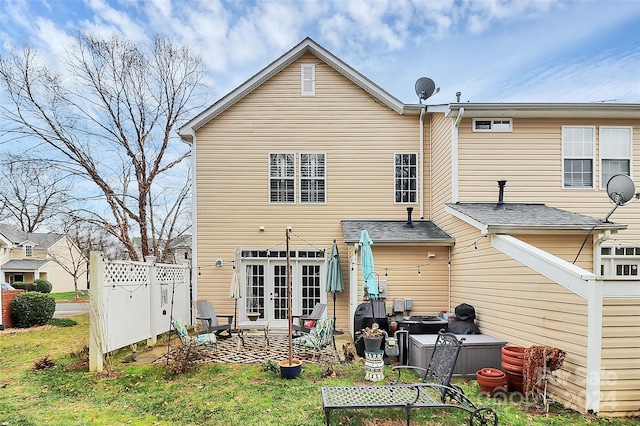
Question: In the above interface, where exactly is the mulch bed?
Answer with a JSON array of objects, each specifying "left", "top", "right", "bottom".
[{"left": 155, "top": 333, "right": 341, "bottom": 364}]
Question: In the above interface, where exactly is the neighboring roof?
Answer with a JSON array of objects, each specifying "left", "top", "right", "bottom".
[
  {"left": 447, "top": 103, "right": 640, "bottom": 120},
  {"left": 1, "top": 259, "right": 49, "bottom": 270},
  {"left": 341, "top": 220, "right": 454, "bottom": 245},
  {"left": 179, "top": 37, "right": 414, "bottom": 142},
  {"left": 445, "top": 203, "right": 627, "bottom": 235},
  {"left": 0, "top": 223, "right": 63, "bottom": 249}
]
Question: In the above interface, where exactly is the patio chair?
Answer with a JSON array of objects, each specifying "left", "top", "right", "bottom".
[
  {"left": 292, "top": 302, "right": 327, "bottom": 335},
  {"left": 292, "top": 317, "right": 335, "bottom": 362},
  {"left": 321, "top": 330, "right": 498, "bottom": 426},
  {"left": 171, "top": 317, "right": 217, "bottom": 354},
  {"left": 192, "top": 300, "right": 233, "bottom": 337}
]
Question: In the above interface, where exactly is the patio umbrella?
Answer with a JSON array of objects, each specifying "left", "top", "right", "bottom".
[
  {"left": 228, "top": 265, "right": 241, "bottom": 331},
  {"left": 325, "top": 240, "right": 344, "bottom": 326},
  {"left": 359, "top": 229, "right": 378, "bottom": 298}
]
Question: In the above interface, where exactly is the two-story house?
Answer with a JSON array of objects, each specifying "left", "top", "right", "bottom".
[
  {"left": 179, "top": 38, "right": 639, "bottom": 416},
  {"left": 0, "top": 224, "right": 88, "bottom": 293}
]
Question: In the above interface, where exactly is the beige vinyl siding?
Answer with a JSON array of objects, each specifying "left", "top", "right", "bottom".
[
  {"left": 456, "top": 117, "right": 640, "bottom": 243},
  {"left": 429, "top": 112, "right": 453, "bottom": 224},
  {"left": 194, "top": 53, "right": 431, "bottom": 332},
  {"left": 600, "top": 298, "right": 640, "bottom": 416},
  {"left": 448, "top": 220, "right": 590, "bottom": 412}
]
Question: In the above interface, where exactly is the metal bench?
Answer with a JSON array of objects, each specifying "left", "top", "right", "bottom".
[{"left": 321, "top": 331, "right": 498, "bottom": 426}]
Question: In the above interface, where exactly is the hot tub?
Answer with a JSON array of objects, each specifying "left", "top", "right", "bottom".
[{"left": 397, "top": 315, "right": 448, "bottom": 334}]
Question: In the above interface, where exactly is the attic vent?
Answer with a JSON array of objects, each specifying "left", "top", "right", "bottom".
[{"left": 301, "top": 64, "right": 315, "bottom": 96}]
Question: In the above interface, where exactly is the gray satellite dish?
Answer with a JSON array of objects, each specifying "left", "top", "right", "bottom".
[
  {"left": 607, "top": 174, "right": 636, "bottom": 205},
  {"left": 415, "top": 77, "right": 438, "bottom": 102},
  {"left": 602, "top": 174, "right": 637, "bottom": 222}
]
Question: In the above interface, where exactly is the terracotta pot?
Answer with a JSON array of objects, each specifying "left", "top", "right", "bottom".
[
  {"left": 501, "top": 345, "right": 525, "bottom": 359},
  {"left": 502, "top": 354, "right": 524, "bottom": 366},
  {"left": 505, "top": 371, "right": 524, "bottom": 394},
  {"left": 501, "top": 361, "right": 523, "bottom": 374},
  {"left": 476, "top": 368, "right": 506, "bottom": 396}
]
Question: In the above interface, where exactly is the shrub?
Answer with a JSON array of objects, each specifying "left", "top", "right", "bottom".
[
  {"left": 33, "top": 279, "right": 53, "bottom": 294},
  {"left": 10, "top": 281, "right": 31, "bottom": 291},
  {"left": 11, "top": 292, "right": 56, "bottom": 328}
]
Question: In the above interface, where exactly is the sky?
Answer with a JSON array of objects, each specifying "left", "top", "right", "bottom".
[{"left": 1, "top": 0, "right": 639, "bottom": 106}]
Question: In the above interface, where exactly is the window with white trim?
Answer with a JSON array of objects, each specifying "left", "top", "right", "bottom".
[
  {"left": 395, "top": 153, "right": 417, "bottom": 203},
  {"left": 600, "top": 245, "right": 640, "bottom": 277},
  {"left": 269, "top": 153, "right": 295, "bottom": 203},
  {"left": 600, "top": 126, "right": 632, "bottom": 189},
  {"left": 24, "top": 244, "right": 33, "bottom": 257},
  {"left": 473, "top": 118, "right": 512, "bottom": 132},
  {"left": 300, "top": 153, "right": 325, "bottom": 203},
  {"left": 562, "top": 126, "right": 595, "bottom": 188},
  {"left": 301, "top": 64, "right": 315, "bottom": 96}
]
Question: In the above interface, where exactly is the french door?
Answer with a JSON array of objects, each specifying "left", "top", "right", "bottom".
[{"left": 241, "top": 249, "right": 326, "bottom": 329}]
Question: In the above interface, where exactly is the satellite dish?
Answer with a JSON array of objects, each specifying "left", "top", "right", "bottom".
[
  {"left": 415, "top": 77, "right": 438, "bottom": 102},
  {"left": 607, "top": 174, "right": 636, "bottom": 205}
]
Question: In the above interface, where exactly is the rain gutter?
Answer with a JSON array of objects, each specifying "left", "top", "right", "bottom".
[
  {"left": 419, "top": 105, "right": 425, "bottom": 219},
  {"left": 452, "top": 107, "right": 464, "bottom": 203}
]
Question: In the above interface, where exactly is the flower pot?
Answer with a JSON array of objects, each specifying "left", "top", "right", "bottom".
[
  {"left": 247, "top": 312, "right": 260, "bottom": 322},
  {"left": 476, "top": 368, "right": 506, "bottom": 396},
  {"left": 502, "top": 345, "right": 525, "bottom": 359},
  {"left": 505, "top": 371, "right": 524, "bottom": 394},
  {"left": 501, "top": 361, "right": 523, "bottom": 374},
  {"left": 278, "top": 359, "right": 302, "bottom": 379},
  {"left": 363, "top": 336, "right": 383, "bottom": 353}
]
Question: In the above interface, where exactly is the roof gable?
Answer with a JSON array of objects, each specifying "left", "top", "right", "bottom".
[{"left": 179, "top": 37, "right": 407, "bottom": 142}]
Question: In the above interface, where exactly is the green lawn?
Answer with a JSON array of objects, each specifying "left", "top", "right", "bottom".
[
  {"left": 0, "top": 315, "right": 637, "bottom": 426},
  {"left": 49, "top": 291, "right": 89, "bottom": 302}
]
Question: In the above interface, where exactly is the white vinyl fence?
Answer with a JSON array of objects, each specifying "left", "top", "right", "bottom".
[{"left": 89, "top": 251, "right": 191, "bottom": 371}]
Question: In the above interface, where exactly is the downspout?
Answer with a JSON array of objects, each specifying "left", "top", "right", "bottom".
[
  {"left": 181, "top": 131, "right": 198, "bottom": 317},
  {"left": 452, "top": 107, "right": 464, "bottom": 203},
  {"left": 419, "top": 105, "right": 426, "bottom": 219}
]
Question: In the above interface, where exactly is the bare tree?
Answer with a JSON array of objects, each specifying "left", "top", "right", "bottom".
[
  {"left": 0, "top": 153, "right": 73, "bottom": 232},
  {"left": 0, "top": 33, "right": 206, "bottom": 260}
]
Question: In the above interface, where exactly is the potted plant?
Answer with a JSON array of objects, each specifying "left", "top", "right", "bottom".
[
  {"left": 362, "top": 323, "right": 385, "bottom": 353},
  {"left": 247, "top": 297, "right": 261, "bottom": 321}
]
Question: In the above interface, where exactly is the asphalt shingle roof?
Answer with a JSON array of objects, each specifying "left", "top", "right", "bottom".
[
  {"left": 1, "top": 259, "right": 49, "bottom": 270},
  {"left": 446, "top": 203, "right": 627, "bottom": 233},
  {"left": 341, "top": 220, "right": 454, "bottom": 245}
]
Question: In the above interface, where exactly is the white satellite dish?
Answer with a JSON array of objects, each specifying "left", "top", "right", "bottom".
[
  {"left": 415, "top": 77, "right": 439, "bottom": 103},
  {"left": 607, "top": 174, "right": 636, "bottom": 205}
]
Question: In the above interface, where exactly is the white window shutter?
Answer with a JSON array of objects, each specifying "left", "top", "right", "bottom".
[{"left": 301, "top": 64, "right": 315, "bottom": 96}]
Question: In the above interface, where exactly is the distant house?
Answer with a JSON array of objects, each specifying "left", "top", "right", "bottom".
[
  {"left": 0, "top": 224, "right": 88, "bottom": 293},
  {"left": 178, "top": 38, "right": 639, "bottom": 416},
  {"left": 130, "top": 234, "right": 192, "bottom": 264}
]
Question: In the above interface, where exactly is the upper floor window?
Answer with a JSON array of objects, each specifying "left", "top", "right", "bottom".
[
  {"left": 301, "top": 64, "right": 315, "bottom": 96},
  {"left": 562, "top": 126, "right": 595, "bottom": 188},
  {"left": 300, "top": 153, "right": 326, "bottom": 203},
  {"left": 395, "top": 153, "right": 417, "bottom": 203},
  {"left": 473, "top": 118, "right": 512, "bottom": 132},
  {"left": 600, "top": 126, "right": 632, "bottom": 189},
  {"left": 24, "top": 245, "right": 33, "bottom": 257},
  {"left": 600, "top": 245, "right": 639, "bottom": 277},
  {"left": 269, "top": 153, "right": 295, "bottom": 203}
]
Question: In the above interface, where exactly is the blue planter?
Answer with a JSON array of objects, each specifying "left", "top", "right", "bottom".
[{"left": 278, "top": 359, "right": 302, "bottom": 379}]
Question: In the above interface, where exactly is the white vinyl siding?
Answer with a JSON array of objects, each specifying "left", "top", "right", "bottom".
[
  {"left": 600, "top": 126, "right": 632, "bottom": 189},
  {"left": 301, "top": 64, "right": 315, "bottom": 96},
  {"left": 395, "top": 153, "right": 417, "bottom": 203},
  {"left": 269, "top": 153, "right": 295, "bottom": 203},
  {"left": 300, "top": 153, "right": 326, "bottom": 203},
  {"left": 563, "top": 126, "right": 595, "bottom": 188}
]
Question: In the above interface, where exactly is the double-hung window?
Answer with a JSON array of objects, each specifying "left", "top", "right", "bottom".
[
  {"left": 562, "top": 126, "right": 595, "bottom": 188},
  {"left": 600, "top": 126, "right": 632, "bottom": 188},
  {"left": 395, "top": 153, "right": 417, "bottom": 203},
  {"left": 269, "top": 153, "right": 295, "bottom": 203},
  {"left": 300, "top": 153, "right": 326, "bottom": 203}
]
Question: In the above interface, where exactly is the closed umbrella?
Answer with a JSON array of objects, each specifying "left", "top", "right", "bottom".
[
  {"left": 228, "top": 265, "right": 241, "bottom": 331},
  {"left": 325, "top": 240, "right": 344, "bottom": 327},
  {"left": 359, "top": 229, "right": 379, "bottom": 321}
]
